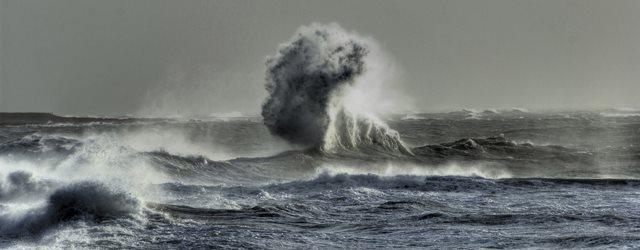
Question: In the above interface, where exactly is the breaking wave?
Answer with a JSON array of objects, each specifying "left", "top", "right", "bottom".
[
  {"left": 0, "top": 171, "right": 55, "bottom": 202},
  {"left": 261, "top": 23, "right": 410, "bottom": 154},
  {"left": 0, "top": 182, "right": 139, "bottom": 236}
]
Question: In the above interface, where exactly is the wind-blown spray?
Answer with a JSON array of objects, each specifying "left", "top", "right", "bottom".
[{"left": 261, "top": 23, "right": 411, "bottom": 154}]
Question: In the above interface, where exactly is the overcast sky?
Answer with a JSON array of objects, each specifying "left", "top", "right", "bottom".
[{"left": 1, "top": 0, "right": 639, "bottom": 116}]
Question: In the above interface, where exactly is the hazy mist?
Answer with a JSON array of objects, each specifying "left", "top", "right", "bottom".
[{"left": 1, "top": 0, "right": 639, "bottom": 116}]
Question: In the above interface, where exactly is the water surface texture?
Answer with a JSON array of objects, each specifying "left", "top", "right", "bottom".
[{"left": 1, "top": 110, "right": 639, "bottom": 248}]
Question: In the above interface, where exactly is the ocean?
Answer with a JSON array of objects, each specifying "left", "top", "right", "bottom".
[{"left": 1, "top": 109, "right": 639, "bottom": 249}]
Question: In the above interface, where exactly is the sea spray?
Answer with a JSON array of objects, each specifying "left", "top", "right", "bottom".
[
  {"left": 261, "top": 23, "right": 411, "bottom": 154},
  {"left": 0, "top": 181, "right": 139, "bottom": 236}
]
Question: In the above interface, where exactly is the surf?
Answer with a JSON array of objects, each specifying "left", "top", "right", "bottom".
[{"left": 261, "top": 23, "right": 411, "bottom": 155}]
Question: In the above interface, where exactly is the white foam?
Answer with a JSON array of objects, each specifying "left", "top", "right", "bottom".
[{"left": 316, "top": 162, "right": 512, "bottom": 179}]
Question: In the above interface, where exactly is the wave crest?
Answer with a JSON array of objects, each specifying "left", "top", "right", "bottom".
[
  {"left": 261, "top": 23, "right": 410, "bottom": 154},
  {"left": 0, "top": 182, "right": 139, "bottom": 236}
]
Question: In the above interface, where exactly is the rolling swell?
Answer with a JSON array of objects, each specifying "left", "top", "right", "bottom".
[
  {"left": 142, "top": 134, "right": 598, "bottom": 182},
  {"left": 144, "top": 149, "right": 321, "bottom": 185},
  {"left": 411, "top": 135, "right": 600, "bottom": 178},
  {"left": 262, "top": 172, "right": 640, "bottom": 193},
  {"left": 0, "top": 129, "right": 612, "bottom": 182}
]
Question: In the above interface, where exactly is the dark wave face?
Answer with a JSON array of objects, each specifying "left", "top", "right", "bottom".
[{"left": 0, "top": 182, "right": 139, "bottom": 237}]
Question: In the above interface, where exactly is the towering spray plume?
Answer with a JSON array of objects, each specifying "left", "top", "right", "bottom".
[{"left": 262, "top": 23, "right": 411, "bottom": 154}]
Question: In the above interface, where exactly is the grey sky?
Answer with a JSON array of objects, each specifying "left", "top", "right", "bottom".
[{"left": 1, "top": 0, "right": 639, "bottom": 116}]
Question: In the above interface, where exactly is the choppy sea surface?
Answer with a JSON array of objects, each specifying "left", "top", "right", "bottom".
[{"left": 1, "top": 109, "right": 640, "bottom": 249}]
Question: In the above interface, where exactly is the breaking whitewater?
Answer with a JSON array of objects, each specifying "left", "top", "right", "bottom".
[{"left": 2, "top": 24, "right": 640, "bottom": 249}]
